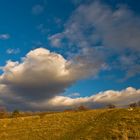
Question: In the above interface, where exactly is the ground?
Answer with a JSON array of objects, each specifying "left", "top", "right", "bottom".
[{"left": 0, "top": 108, "right": 140, "bottom": 140}]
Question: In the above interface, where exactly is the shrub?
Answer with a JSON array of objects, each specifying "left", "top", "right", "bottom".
[
  {"left": 77, "top": 105, "right": 88, "bottom": 111},
  {"left": 0, "top": 107, "right": 8, "bottom": 119},
  {"left": 137, "top": 101, "right": 140, "bottom": 107},
  {"left": 11, "top": 109, "right": 20, "bottom": 118},
  {"left": 107, "top": 104, "right": 116, "bottom": 109},
  {"left": 129, "top": 103, "right": 137, "bottom": 108}
]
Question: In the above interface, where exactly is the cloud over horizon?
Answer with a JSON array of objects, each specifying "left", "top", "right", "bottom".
[
  {"left": 0, "top": 47, "right": 104, "bottom": 110},
  {"left": 47, "top": 87, "right": 140, "bottom": 110},
  {"left": 0, "top": 48, "right": 139, "bottom": 110},
  {"left": 0, "top": 1, "right": 140, "bottom": 111}
]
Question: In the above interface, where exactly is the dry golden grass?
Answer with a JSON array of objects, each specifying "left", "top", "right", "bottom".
[{"left": 0, "top": 108, "right": 140, "bottom": 140}]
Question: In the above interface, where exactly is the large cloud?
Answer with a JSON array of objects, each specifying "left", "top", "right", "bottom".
[
  {"left": 8, "top": 86, "right": 139, "bottom": 111},
  {"left": 49, "top": 1, "right": 140, "bottom": 79},
  {"left": 50, "top": 1, "right": 140, "bottom": 51},
  {"left": 1, "top": 1, "right": 140, "bottom": 110},
  {"left": 0, "top": 53, "right": 139, "bottom": 111},
  {"left": 0, "top": 48, "right": 104, "bottom": 110},
  {"left": 47, "top": 87, "right": 140, "bottom": 110}
]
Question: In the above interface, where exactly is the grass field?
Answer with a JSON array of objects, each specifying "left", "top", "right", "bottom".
[{"left": 0, "top": 108, "right": 140, "bottom": 140}]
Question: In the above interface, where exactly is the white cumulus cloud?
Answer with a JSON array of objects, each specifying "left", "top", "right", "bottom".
[
  {"left": 0, "top": 47, "right": 103, "bottom": 110},
  {"left": 47, "top": 87, "right": 140, "bottom": 110}
]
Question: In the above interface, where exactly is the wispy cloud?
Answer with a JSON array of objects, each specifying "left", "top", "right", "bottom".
[
  {"left": 49, "top": 1, "right": 140, "bottom": 79},
  {"left": 49, "top": 33, "right": 63, "bottom": 47},
  {"left": 32, "top": 4, "right": 44, "bottom": 15},
  {"left": 67, "top": 92, "right": 80, "bottom": 97},
  {"left": 6, "top": 48, "right": 20, "bottom": 54},
  {"left": 0, "top": 34, "right": 10, "bottom": 40}
]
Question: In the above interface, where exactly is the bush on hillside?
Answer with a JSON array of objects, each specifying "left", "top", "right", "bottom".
[
  {"left": 0, "top": 107, "right": 8, "bottom": 119},
  {"left": 129, "top": 103, "right": 137, "bottom": 108},
  {"left": 11, "top": 109, "right": 20, "bottom": 118},
  {"left": 137, "top": 101, "right": 140, "bottom": 107},
  {"left": 107, "top": 104, "right": 116, "bottom": 109},
  {"left": 77, "top": 105, "right": 88, "bottom": 111}
]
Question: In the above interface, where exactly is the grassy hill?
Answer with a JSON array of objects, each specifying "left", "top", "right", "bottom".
[{"left": 0, "top": 108, "right": 140, "bottom": 140}]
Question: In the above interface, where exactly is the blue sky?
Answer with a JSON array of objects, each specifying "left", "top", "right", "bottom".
[{"left": 0, "top": 0, "right": 140, "bottom": 110}]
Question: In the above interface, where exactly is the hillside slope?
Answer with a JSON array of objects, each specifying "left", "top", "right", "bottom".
[{"left": 0, "top": 109, "right": 140, "bottom": 140}]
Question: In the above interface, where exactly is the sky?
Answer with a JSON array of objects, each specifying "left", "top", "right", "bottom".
[{"left": 0, "top": 0, "right": 140, "bottom": 111}]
